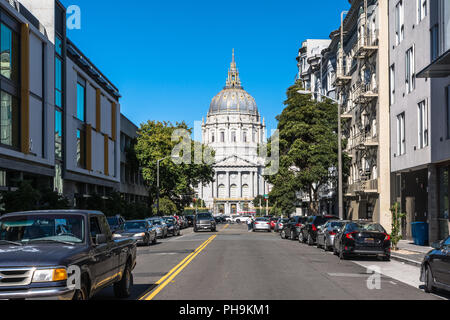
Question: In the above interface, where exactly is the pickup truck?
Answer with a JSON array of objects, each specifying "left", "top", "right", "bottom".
[{"left": 0, "top": 210, "right": 137, "bottom": 300}]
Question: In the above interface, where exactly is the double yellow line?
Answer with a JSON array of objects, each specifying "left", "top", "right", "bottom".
[{"left": 139, "top": 234, "right": 217, "bottom": 300}]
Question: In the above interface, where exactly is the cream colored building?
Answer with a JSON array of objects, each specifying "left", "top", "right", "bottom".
[
  {"left": 197, "top": 51, "right": 270, "bottom": 215},
  {"left": 334, "top": 0, "right": 391, "bottom": 232}
]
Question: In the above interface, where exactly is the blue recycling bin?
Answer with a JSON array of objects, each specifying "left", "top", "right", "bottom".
[{"left": 411, "top": 222, "right": 429, "bottom": 246}]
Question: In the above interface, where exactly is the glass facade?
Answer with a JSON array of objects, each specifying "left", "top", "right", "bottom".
[
  {"left": 77, "top": 129, "right": 86, "bottom": 169},
  {"left": 0, "top": 23, "right": 18, "bottom": 82},
  {"left": 0, "top": 91, "right": 19, "bottom": 148},
  {"left": 55, "top": 57, "right": 62, "bottom": 107},
  {"left": 76, "top": 81, "right": 85, "bottom": 122},
  {"left": 439, "top": 166, "right": 449, "bottom": 240},
  {"left": 55, "top": 110, "right": 62, "bottom": 160}
]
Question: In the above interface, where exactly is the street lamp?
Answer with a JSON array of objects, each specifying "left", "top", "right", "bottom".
[{"left": 297, "top": 89, "right": 344, "bottom": 220}]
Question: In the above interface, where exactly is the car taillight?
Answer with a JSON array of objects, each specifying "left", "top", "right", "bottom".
[
  {"left": 384, "top": 233, "right": 391, "bottom": 241},
  {"left": 295, "top": 223, "right": 302, "bottom": 227},
  {"left": 346, "top": 232, "right": 355, "bottom": 240},
  {"left": 328, "top": 231, "right": 336, "bottom": 236},
  {"left": 312, "top": 225, "right": 317, "bottom": 232}
]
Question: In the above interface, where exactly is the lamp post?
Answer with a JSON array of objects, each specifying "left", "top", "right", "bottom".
[{"left": 297, "top": 89, "right": 344, "bottom": 220}]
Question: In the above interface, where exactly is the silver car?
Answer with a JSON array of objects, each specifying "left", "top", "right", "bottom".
[
  {"left": 316, "top": 220, "right": 347, "bottom": 251},
  {"left": 114, "top": 220, "right": 157, "bottom": 246},
  {"left": 148, "top": 217, "right": 168, "bottom": 238},
  {"left": 253, "top": 218, "right": 271, "bottom": 232},
  {"left": 274, "top": 218, "right": 289, "bottom": 232}
]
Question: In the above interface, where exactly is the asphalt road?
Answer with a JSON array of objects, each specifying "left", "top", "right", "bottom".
[{"left": 94, "top": 223, "right": 445, "bottom": 300}]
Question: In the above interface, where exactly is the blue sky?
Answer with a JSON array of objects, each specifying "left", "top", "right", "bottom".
[{"left": 61, "top": 0, "right": 350, "bottom": 134}]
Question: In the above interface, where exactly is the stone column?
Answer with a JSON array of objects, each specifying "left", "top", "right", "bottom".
[
  {"left": 250, "top": 171, "right": 255, "bottom": 198},
  {"left": 226, "top": 171, "right": 230, "bottom": 198},
  {"left": 238, "top": 171, "right": 242, "bottom": 198}
]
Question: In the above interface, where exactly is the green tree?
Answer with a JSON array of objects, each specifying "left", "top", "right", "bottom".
[
  {"left": 39, "top": 188, "right": 71, "bottom": 210},
  {"left": 159, "top": 197, "right": 177, "bottom": 216},
  {"left": 0, "top": 181, "right": 41, "bottom": 214},
  {"left": 135, "top": 120, "right": 215, "bottom": 213},
  {"left": 266, "top": 82, "right": 349, "bottom": 215}
]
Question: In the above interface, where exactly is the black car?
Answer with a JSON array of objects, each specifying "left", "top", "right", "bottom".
[
  {"left": 194, "top": 213, "right": 216, "bottom": 232},
  {"left": 280, "top": 216, "right": 308, "bottom": 240},
  {"left": 107, "top": 215, "right": 126, "bottom": 234},
  {"left": 333, "top": 221, "right": 391, "bottom": 261},
  {"left": 162, "top": 216, "right": 181, "bottom": 236},
  {"left": 299, "top": 215, "right": 339, "bottom": 245},
  {"left": 185, "top": 215, "right": 194, "bottom": 227},
  {"left": 421, "top": 236, "right": 450, "bottom": 294}
]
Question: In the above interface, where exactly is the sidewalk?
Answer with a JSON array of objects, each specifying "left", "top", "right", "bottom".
[{"left": 390, "top": 240, "right": 432, "bottom": 267}]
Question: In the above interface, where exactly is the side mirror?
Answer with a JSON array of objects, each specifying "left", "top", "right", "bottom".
[
  {"left": 431, "top": 242, "right": 441, "bottom": 250},
  {"left": 95, "top": 234, "right": 107, "bottom": 245}
]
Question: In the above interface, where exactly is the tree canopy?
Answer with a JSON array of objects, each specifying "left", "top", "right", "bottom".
[
  {"left": 265, "top": 82, "right": 349, "bottom": 215},
  {"left": 135, "top": 120, "right": 215, "bottom": 214}
]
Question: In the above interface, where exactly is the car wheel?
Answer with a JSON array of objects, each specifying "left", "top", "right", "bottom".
[
  {"left": 307, "top": 234, "right": 314, "bottom": 246},
  {"left": 290, "top": 230, "right": 295, "bottom": 240},
  {"left": 114, "top": 263, "right": 133, "bottom": 299},
  {"left": 424, "top": 265, "right": 435, "bottom": 293},
  {"left": 298, "top": 232, "right": 304, "bottom": 243},
  {"left": 72, "top": 281, "right": 88, "bottom": 300},
  {"left": 281, "top": 230, "right": 286, "bottom": 239}
]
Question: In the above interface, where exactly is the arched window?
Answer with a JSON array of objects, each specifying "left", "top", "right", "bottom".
[
  {"left": 218, "top": 185, "right": 226, "bottom": 198},
  {"left": 211, "top": 131, "right": 215, "bottom": 143},
  {"left": 231, "top": 130, "right": 237, "bottom": 142},
  {"left": 242, "top": 185, "right": 249, "bottom": 198},
  {"left": 220, "top": 131, "right": 225, "bottom": 142},
  {"left": 243, "top": 131, "right": 248, "bottom": 143},
  {"left": 230, "top": 185, "right": 238, "bottom": 198}
]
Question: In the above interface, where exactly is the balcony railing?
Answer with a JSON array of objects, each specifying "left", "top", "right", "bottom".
[
  {"left": 357, "top": 31, "right": 379, "bottom": 58},
  {"left": 345, "top": 178, "right": 379, "bottom": 196}
]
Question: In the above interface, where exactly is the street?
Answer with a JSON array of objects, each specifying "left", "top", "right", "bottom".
[{"left": 94, "top": 224, "right": 446, "bottom": 300}]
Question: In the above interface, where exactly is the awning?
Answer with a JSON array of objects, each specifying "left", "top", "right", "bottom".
[{"left": 417, "top": 49, "right": 450, "bottom": 78}]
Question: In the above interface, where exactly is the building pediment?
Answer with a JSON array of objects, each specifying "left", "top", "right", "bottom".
[{"left": 214, "top": 155, "right": 260, "bottom": 168}]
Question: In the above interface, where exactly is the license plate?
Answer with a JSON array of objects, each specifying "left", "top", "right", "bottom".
[{"left": 365, "top": 238, "right": 375, "bottom": 243}]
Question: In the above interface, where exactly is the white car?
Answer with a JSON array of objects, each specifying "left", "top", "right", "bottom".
[{"left": 231, "top": 215, "right": 252, "bottom": 224}]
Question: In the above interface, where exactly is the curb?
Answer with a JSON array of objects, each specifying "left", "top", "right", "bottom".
[{"left": 390, "top": 254, "right": 422, "bottom": 268}]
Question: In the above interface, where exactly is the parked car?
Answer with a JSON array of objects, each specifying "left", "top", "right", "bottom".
[
  {"left": 280, "top": 216, "right": 308, "bottom": 240},
  {"left": 0, "top": 210, "right": 137, "bottom": 300},
  {"left": 316, "top": 220, "right": 348, "bottom": 251},
  {"left": 274, "top": 218, "right": 289, "bottom": 232},
  {"left": 224, "top": 215, "right": 232, "bottom": 223},
  {"left": 269, "top": 218, "right": 278, "bottom": 230},
  {"left": 194, "top": 213, "right": 216, "bottom": 232},
  {"left": 114, "top": 219, "right": 157, "bottom": 246},
  {"left": 180, "top": 216, "right": 188, "bottom": 229},
  {"left": 148, "top": 217, "right": 168, "bottom": 238},
  {"left": 333, "top": 221, "right": 391, "bottom": 261},
  {"left": 185, "top": 215, "right": 194, "bottom": 227},
  {"left": 420, "top": 236, "right": 450, "bottom": 294},
  {"left": 163, "top": 216, "right": 181, "bottom": 236},
  {"left": 299, "top": 215, "right": 339, "bottom": 245},
  {"left": 106, "top": 215, "right": 125, "bottom": 234},
  {"left": 253, "top": 217, "right": 271, "bottom": 232}
]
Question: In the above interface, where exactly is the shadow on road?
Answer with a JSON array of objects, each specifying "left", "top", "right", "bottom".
[{"left": 92, "top": 283, "right": 157, "bottom": 300}]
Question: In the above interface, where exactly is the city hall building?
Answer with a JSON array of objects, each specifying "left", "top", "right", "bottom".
[{"left": 197, "top": 51, "right": 270, "bottom": 215}]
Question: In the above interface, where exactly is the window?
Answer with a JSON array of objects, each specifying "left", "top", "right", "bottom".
[
  {"left": 431, "top": 25, "right": 440, "bottom": 61},
  {"left": 76, "top": 78, "right": 86, "bottom": 122},
  {"left": 243, "top": 131, "right": 247, "bottom": 143},
  {"left": 252, "top": 130, "right": 256, "bottom": 142},
  {"left": 447, "top": 86, "right": 450, "bottom": 139},
  {"left": 390, "top": 64, "right": 395, "bottom": 105},
  {"left": 55, "top": 58, "right": 62, "bottom": 107},
  {"left": 55, "top": 110, "right": 62, "bottom": 159},
  {"left": 405, "top": 47, "right": 415, "bottom": 94},
  {"left": 445, "top": 0, "right": 450, "bottom": 52},
  {"left": 417, "top": 0, "right": 427, "bottom": 23},
  {"left": 395, "top": 1, "right": 404, "bottom": 45},
  {"left": 231, "top": 131, "right": 236, "bottom": 143},
  {"left": 220, "top": 131, "right": 225, "bottom": 143},
  {"left": 77, "top": 129, "right": 86, "bottom": 168},
  {"left": 397, "top": 113, "right": 406, "bottom": 156},
  {"left": 211, "top": 132, "right": 215, "bottom": 143},
  {"left": 0, "top": 23, "right": 19, "bottom": 82},
  {"left": 0, "top": 91, "right": 19, "bottom": 148},
  {"left": 418, "top": 100, "right": 428, "bottom": 149}
]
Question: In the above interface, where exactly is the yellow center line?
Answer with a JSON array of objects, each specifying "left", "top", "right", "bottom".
[
  {"left": 142, "top": 235, "right": 217, "bottom": 300},
  {"left": 138, "top": 234, "right": 216, "bottom": 300}
]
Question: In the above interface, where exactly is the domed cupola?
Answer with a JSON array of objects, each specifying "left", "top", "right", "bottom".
[{"left": 208, "top": 50, "right": 259, "bottom": 116}]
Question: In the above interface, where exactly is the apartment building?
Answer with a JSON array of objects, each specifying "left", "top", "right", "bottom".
[
  {"left": 120, "top": 114, "right": 148, "bottom": 205},
  {"left": 0, "top": 0, "right": 122, "bottom": 207},
  {"left": 334, "top": 0, "right": 391, "bottom": 232},
  {"left": 391, "top": 0, "right": 450, "bottom": 242}
]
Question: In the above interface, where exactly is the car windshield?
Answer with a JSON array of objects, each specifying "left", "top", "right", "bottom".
[
  {"left": 107, "top": 217, "right": 118, "bottom": 225},
  {"left": 124, "top": 221, "right": 146, "bottom": 230},
  {"left": 150, "top": 219, "right": 161, "bottom": 225},
  {"left": 346, "top": 223, "right": 386, "bottom": 233},
  {"left": 197, "top": 214, "right": 212, "bottom": 219},
  {"left": 0, "top": 214, "right": 85, "bottom": 244},
  {"left": 164, "top": 218, "right": 175, "bottom": 223}
]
